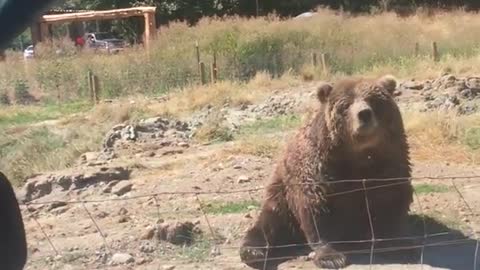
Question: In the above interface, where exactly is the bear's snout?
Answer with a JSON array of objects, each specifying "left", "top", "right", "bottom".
[
  {"left": 350, "top": 100, "right": 378, "bottom": 138},
  {"left": 357, "top": 108, "right": 373, "bottom": 124}
]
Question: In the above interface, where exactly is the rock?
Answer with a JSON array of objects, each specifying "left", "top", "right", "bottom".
[
  {"left": 96, "top": 211, "right": 109, "bottom": 219},
  {"left": 156, "top": 221, "right": 201, "bottom": 245},
  {"left": 121, "top": 125, "right": 136, "bottom": 141},
  {"left": 237, "top": 175, "right": 251, "bottom": 184},
  {"left": 118, "top": 207, "right": 129, "bottom": 216},
  {"left": 103, "top": 124, "right": 126, "bottom": 150},
  {"left": 139, "top": 241, "right": 156, "bottom": 253},
  {"left": 72, "top": 167, "right": 131, "bottom": 190},
  {"left": 110, "top": 253, "right": 134, "bottom": 265},
  {"left": 141, "top": 226, "right": 156, "bottom": 240},
  {"left": 22, "top": 167, "right": 131, "bottom": 202},
  {"left": 178, "top": 142, "right": 189, "bottom": 148},
  {"left": 459, "top": 89, "right": 475, "bottom": 99},
  {"left": 112, "top": 182, "right": 133, "bottom": 196},
  {"left": 307, "top": 251, "right": 316, "bottom": 261},
  {"left": 458, "top": 101, "right": 479, "bottom": 115},
  {"left": 233, "top": 164, "right": 243, "bottom": 170},
  {"left": 50, "top": 207, "right": 69, "bottom": 215},
  {"left": 162, "top": 265, "right": 176, "bottom": 270},
  {"left": 21, "top": 177, "right": 53, "bottom": 202},
  {"left": 102, "top": 180, "right": 120, "bottom": 194},
  {"left": 466, "top": 77, "right": 480, "bottom": 90},
  {"left": 78, "top": 152, "right": 99, "bottom": 164},
  {"left": 136, "top": 257, "right": 147, "bottom": 265},
  {"left": 48, "top": 201, "right": 67, "bottom": 211},
  {"left": 118, "top": 216, "right": 130, "bottom": 223},
  {"left": 401, "top": 80, "right": 424, "bottom": 90},
  {"left": 210, "top": 246, "right": 221, "bottom": 257}
]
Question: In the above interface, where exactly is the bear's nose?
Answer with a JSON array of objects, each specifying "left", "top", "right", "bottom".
[{"left": 358, "top": 108, "right": 373, "bottom": 123}]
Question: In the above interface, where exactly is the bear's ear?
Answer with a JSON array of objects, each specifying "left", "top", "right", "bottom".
[
  {"left": 377, "top": 75, "right": 397, "bottom": 95},
  {"left": 316, "top": 82, "right": 333, "bottom": 103}
]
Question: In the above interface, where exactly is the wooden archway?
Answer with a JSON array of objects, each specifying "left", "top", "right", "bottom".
[{"left": 30, "top": 6, "right": 157, "bottom": 50}]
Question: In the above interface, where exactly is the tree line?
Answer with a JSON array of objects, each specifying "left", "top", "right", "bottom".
[{"left": 65, "top": 0, "right": 480, "bottom": 24}]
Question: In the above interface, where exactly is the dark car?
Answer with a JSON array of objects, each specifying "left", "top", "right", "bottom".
[{"left": 83, "top": 32, "right": 126, "bottom": 54}]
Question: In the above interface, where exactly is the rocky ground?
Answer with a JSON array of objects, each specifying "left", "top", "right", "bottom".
[{"left": 18, "top": 74, "right": 480, "bottom": 270}]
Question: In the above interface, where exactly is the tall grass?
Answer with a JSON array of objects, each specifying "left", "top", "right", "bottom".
[{"left": 3, "top": 9, "right": 480, "bottom": 104}]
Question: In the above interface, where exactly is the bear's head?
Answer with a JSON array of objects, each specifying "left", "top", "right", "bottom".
[{"left": 316, "top": 75, "right": 404, "bottom": 154}]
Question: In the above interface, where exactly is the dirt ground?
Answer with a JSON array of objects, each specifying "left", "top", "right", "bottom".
[{"left": 18, "top": 76, "right": 480, "bottom": 270}]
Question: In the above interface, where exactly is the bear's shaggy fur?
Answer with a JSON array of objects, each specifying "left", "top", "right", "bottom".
[
  {"left": 0, "top": 172, "right": 27, "bottom": 270},
  {"left": 239, "top": 75, "right": 414, "bottom": 269}
]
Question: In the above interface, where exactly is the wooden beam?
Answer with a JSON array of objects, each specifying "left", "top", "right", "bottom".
[
  {"left": 39, "top": 23, "right": 50, "bottom": 42},
  {"left": 39, "top": 7, "right": 156, "bottom": 24},
  {"left": 30, "top": 23, "right": 41, "bottom": 45},
  {"left": 143, "top": 11, "right": 156, "bottom": 50}
]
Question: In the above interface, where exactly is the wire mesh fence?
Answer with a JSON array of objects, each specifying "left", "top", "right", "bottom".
[{"left": 20, "top": 174, "right": 480, "bottom": 269}]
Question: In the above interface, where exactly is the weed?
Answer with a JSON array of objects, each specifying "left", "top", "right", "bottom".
[
  {"left": 238, "top": 114, "right": 301, "bottom": 135},
  {"left": 177, "top": 237, "right": 212, "bottom": 263},
  {"left": 204, "top": 200, "right": 260, "bottom": 215},
  {"left": 414, "top": 183, "right": 451, "bottom": 194},
  {"left": 193, "top": 111, "right": 234, "bottom": 143},
  {"left": 225, "top": 135, "right": 283, "bottom": 158},
  {"left": 0, "top": 101, "right": 91, "bottom": 128}
]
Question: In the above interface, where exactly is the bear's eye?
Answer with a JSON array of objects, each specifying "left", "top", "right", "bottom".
[
  {"left": 334, "top": 101, "right": 350, "bottom": 114},
  {"left": 366, "top": 96, "right": 389, "bottom": 116}
]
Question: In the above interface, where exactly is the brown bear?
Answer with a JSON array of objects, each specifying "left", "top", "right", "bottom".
[
  {"left": 239, "top": 75, "right": 414, "bottom": 269},
  {"left": 0, "top": 172, "right": 27, "bottom": 270}
]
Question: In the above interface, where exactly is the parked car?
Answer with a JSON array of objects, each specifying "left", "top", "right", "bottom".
[
  {"left": 83, "top": 32, "right": 126, "bottom": 54},
  {"left": 22, "top": 45, "right": 64, "bottom": 59},
  {"left": 23, "top": 45, "right": 34, "bottom": 59}
]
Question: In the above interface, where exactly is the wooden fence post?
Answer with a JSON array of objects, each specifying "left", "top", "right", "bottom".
[
  {"left": 92, "top": 74, "right": 100, "bottom": 104},
  {"left": 88, "top": 70, "right": 100, "bottom": 104},
  {"left": 432, "top": 41, "right": 439, "bottom": 62},
  {"left": 272, "top": 56, "right": 278, "bottom": 78},
  {"left": 195, "top": 41, "right": 201, "bottom": 72},
  {"left": 200, "top": 62, "right": 207, "bottom": 85},
  {"left": 88, "top": 70, "right": 93, "bottom": 103},
  {"left": 312, "top": 52, "right": 318, "bottom": 67},
  {"left": 320, "top": 53, "right": 328, "bottom": 75},
  {"left": 211, "top": 52, "right": 218, "bottom": 83}
]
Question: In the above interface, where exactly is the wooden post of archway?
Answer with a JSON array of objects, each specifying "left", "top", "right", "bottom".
[{"left": 143, "top": 10, "right": 156, "bottom": 50}]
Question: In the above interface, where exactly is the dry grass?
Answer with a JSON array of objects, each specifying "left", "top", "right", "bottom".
[
  {"left": 193, "top": 111, "right": 234, "bottom": 143},
  {"left": 9, "top": 6, "right": 480, "bottom": 183},
  {"left": 0, "top": 100, "right": 152, "bottom": 186},
  {"left": 6, "top": 9, "right": 480, "bottom": 104},
  {"left": 403, "top": 109, "right": 480, "bottom": 165},
  {"left": 149, "top": 71, "right": 301, "bottom": 118},
  {"left": 223, "top": 135, "right": 283, "bottom": 159},
  {"left": 222, "top": 107, "right": 480, "bottom": 166}
]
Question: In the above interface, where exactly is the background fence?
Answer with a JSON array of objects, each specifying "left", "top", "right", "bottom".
[{"left": 0, "top": 36, "right": 455, "bottom": 107}]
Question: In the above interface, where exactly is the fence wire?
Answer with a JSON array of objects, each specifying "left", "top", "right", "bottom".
[{"left": 20, "top": 174, "right": 480, "bottom": 269}]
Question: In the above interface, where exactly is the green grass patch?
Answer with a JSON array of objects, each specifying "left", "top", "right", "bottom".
[
  {"left": 204, "top": 200, "right": 260, "bottom": 215},
  {"left": 462, "top": 127, "right": 480, "bottom": 150},
  {"left": 0, "top": 124, "right": 104, "bottom": 186},
  {"left": 0, "top": 101, "right": 91, "bottom": 127},
  {"left": 238, "top": 114, "right": 301, "bottom": 136},
  {"left": 177, "top": 238, "right": 212, "bottom": 263},
  {"left": 414, "top": 183, "right": 451, "bottom": 194}
]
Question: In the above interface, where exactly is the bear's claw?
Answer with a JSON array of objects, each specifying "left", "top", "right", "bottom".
[
  {"left": 313, "top": 246, "right": 348, "bottom": 269},
  {"left": 240, "top": 246, "right": 268, "bottom": 268}
]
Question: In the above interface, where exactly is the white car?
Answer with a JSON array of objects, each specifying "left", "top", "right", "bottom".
[{"left": 23, "top": 45, "right": 34, "bottom": 59}]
